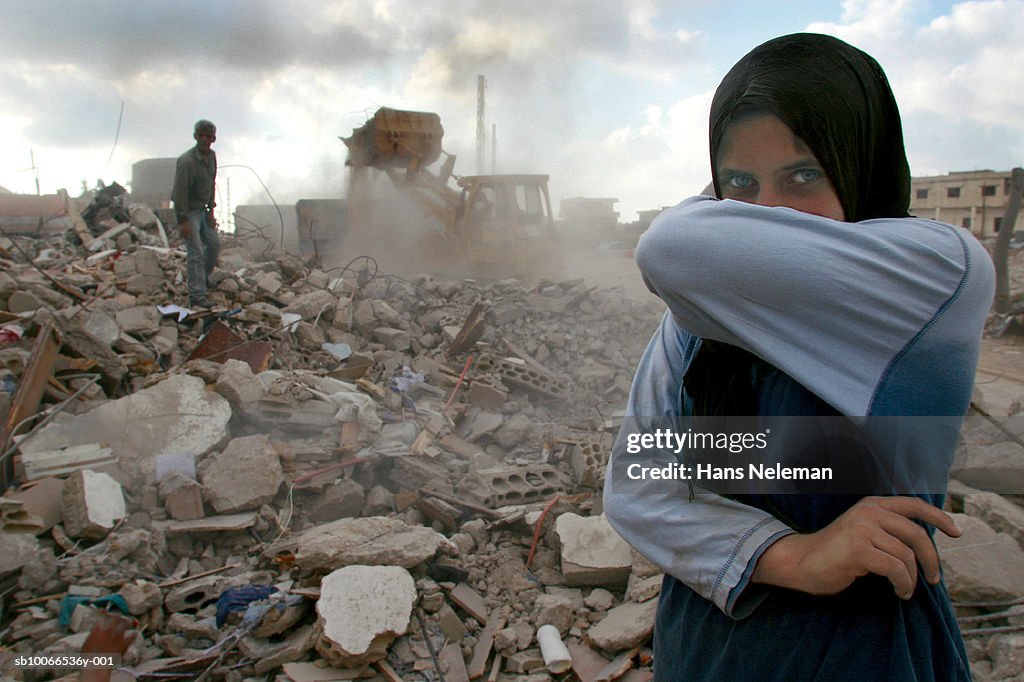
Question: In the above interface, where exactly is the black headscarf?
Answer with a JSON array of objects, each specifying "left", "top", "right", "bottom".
[{"left": 688, "top": 33, "right": 911, "bottom": 416}]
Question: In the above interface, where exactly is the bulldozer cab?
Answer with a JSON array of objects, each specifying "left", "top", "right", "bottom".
[{"left": 456, "top": 175, "right": 557, "bottom": 275}]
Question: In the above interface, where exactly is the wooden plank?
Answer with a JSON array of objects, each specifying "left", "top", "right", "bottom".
[
  {"left": 449, "top": 583, "right": 489, "bottom": 623},
  {"left": 467, "top": 611, "right": 507, "bottom": 680},
  {"left": 441, "top": 643, "right": 471, "bottom": 682}
]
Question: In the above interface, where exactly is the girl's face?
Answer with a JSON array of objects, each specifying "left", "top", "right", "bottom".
[{"left": 716, "top": 113, "right": 846, "bottom": 222}]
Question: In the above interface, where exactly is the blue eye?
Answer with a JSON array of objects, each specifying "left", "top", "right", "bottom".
[
  {"left": 793, "top": 169, "right": 822, "bottom": 184},
  {"left": 725, "top": 175, "right": 755, "bottom": 190}
]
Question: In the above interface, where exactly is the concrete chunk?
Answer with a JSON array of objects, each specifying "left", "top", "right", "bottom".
[
  {"left": 200, "top": 434, "right": 284, "bottom": 514},
  {"left": 61, "top": 470, "right": 126, "bottom": 539},
  {"left": 555, "top": 513, "right": 632, "bottom": 587},
  {"left": 586, "top": 599, "right": 658, "bottom": 652},
  {"left": 20, "top": 374, "right": 232, "bottom": 486},
  {"left": 315, "top": 565, "right": 416, "bottom": 667},
  {"left": 115, "top": 306, "right": 162, "bottom": 336},
  {"left": 266, "top": 516, "right": 451, "bottom": 576},
  {"left": 936, "top": 513, "right": 1024, "bottom": 602}
]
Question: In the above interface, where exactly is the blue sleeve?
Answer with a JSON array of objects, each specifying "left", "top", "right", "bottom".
[{"left": 603, "top": 312, "right": 794, "bottom": 618}]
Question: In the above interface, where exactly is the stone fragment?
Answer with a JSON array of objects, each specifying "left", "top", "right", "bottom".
[
  {"left": 315, "top": 565, "right": 416, "bottom": 667},
  {"left": 214, "top": 359, "right": 266, "bottom": 410},
  {"left": 936, "top": 513, "right": 1024, "bottom": 602},
  {"left": 494, "top": 414, "right": 531, "bottom": 449},
  {"left": 555, "top": 513, "right": 632, "bottom": 587},
  {"left": 628, "top": 575, "right": 662, "bottom": 603},
  {"left": 584, "top": 588, "right": 616, "bottom": 612},
  {"left": 505, "top": 650, "right": 545, "bottom": 674},
  {"left": 200, "top": 434, "right": 284, "bottom": 514},
  {"left": 586, "top": 599, "right": 658, "bottom": 652},
  {"left": 362, "top": 486, "right": 395, "bottom": 515},
  {"left": 118, "top": 580, "right": 164, "bottom": 615},
  {"left": 61, "top": 470, "right": 126, "bottom": 539},
  {"left": 283, "top": 290, "right": 337, "bottom": 320},
  {"left": 20, "top": 374, "right": 231, "bottom": 486},
  {"left": 952, "top": 441, "right": 1024, "bottom": 495},
  {"left": 115, "top": 306, "right": 162, "bottom": 335},
  {"left": 0, "top": 531, "right": 39, "bottom": 575},
  {"left": 266, "top": 516, "right": 450, "bottom": 576},
  {"left": 7, "top": 290, "right": 45, "bottom": 313},
  {"left": 449, "top": 583, "right": 489, "bottom": 622},
  {"left": 534, "top": 593, "right": 574, "bottom": 635},
  {"left": 159, "top": 472, "right": 205, "bottom": 521},
  {"left": 83, "top": 311, "right": 120, "bottom": 346},
  {"left": 241, "top": 624, "right": 317, "bottom": 674},
  {"left": 963, "top": 490, "right": 1024, "bottom": 550},
  {"left": 372, "top": 327, "right": 411, "bottom": 351},
  {"left": 306, "top": 479, "right": 365, "bottom": 524},
  {"left": 988, "top": 634, "right": 1024, "bottom": 680}
]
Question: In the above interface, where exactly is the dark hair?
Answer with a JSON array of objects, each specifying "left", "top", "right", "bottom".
[
  {"left": 690, "top": 34, "right": 909, "bottom": 417},
  {"left": 194, "top": 119, "right": 217, "bottom": 135},
  {"left": 709, "top": 33, "right": 910, "bottom": 222}
]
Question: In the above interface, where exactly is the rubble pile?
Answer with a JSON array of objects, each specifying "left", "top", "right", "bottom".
[{"left": 0, "top": 197, "right": 1021, "bottom": 681}]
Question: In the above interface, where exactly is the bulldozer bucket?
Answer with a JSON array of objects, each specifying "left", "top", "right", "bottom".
[{"left": 342, "top": 108, "right": 444, "bottom": 172}]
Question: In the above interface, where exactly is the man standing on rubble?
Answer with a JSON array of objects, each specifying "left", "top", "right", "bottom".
[{"left": 172, "top": 119, "right": 220, "bottom": 308}]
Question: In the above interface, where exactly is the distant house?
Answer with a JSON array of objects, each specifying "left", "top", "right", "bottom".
[
  {"left": 559, "top": 197, "right": 620, "bottom": 232},
  {"left": 910, "top": 170, "right": 1015, "bottom": 238}
]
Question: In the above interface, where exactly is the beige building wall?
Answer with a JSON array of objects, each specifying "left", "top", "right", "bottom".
[{"left": 910, "top": 170, "right": 1014, "bottom": 238}]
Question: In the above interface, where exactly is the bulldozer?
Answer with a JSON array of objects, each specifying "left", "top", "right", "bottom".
[{"left": 339, "top": 107, "right": 561, "bottom": 280}]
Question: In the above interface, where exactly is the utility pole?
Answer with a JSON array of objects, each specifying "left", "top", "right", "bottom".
[
  {"left": 994, "top": 167, "right": 1024, "bottom": 313},
  {"left": 476, "top": 75, "right": 486, "bottom": 175},
  {"left": 491, "top": 123, "right": 497, "bottom": 175}
]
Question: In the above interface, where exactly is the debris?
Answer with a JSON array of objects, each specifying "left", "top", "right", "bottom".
[
  {"left": 315, "top": 565, "right": 416, "bottom": 667},
  {"left": 60, "top": 469, "right": 126, "bottom": 539},
  {"left": 537, "top": 623, "right": 573, "bottom": 673}
]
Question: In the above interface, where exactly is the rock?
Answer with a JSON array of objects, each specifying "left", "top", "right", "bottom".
[
  {"left": 0, "top": 532, "right": 39, "bottom": 576},
  {"left": 936, "top": 513, "right": 1024, "bottom": 602},
  {"left": 306, "top": 479, "right": 365, "bottom": 524},
  {"left": 555, "top": 513, "right": 632, "bottom": 587},
  {"left": 586, "top": 599, "right": 658, "bottom": 652},
  {"left": 494, "top": 414, "right": 532, "bottom": 449},
  {"left": 963, "top": 491, "right": 1024, "bottom": 551},
  {"left": 20, "top": 374, "right": 231, "bottom": 486},
  {"left": 266, "top": 516, "right": 451, "bottom": 576},
  {"left": 118, "top": 581, "right": 163, "bottom": 615},
  {"left": 584, "top": 588, "right": 616, "bottom": 612},
  {"left": 115, "top": 306, "right": 162, "bottom": 336},
  {"left": 534, "top": 593, "right": 574, "bottom": 635},
  {"left": 61, "top": 470, "right": 126, "bottom": 539},
  {"left": 988, "top": 634, "right": 1024, "bottom": 680},
  {"left": 283, "top": 290, "right": 337, "bottom": 320},
  {"left": 200, "top": 434, "right": 284, "bottom": 514},
  {"left": 315, "top": 565, "right": 416, "bottom": 667},
  {"left": 628, "top": 575, "right": 662, "bottom": 603},
  {"left": 214, "top": 359, "right": 265, "bottom": 410},
  {"left": 952, "top": 441, "right": 1024, "bottom": 495},
  {"left": 362, "top": 485, "right": 395, "bottom": 515}
]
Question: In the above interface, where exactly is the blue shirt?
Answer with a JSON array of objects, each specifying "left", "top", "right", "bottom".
[{"left": 604, "top": 196, "right": 994, "bottom": 681}]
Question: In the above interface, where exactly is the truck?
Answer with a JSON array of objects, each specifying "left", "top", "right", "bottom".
[{"left": 339, "top": 107, "right": 560, "bottom": 280}]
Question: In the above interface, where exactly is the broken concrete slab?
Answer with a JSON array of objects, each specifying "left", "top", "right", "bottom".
[
  {"left": 115, "top": 306, "right": 162, "bottom": 336},
  {"left": 586, "top": 599, "right": 658, "bottom": 653},
  {"left": 8, "top": 477, "right": 64, "bottom": 534},
  {"left": 60, "top": 469, "right": 127, "bottom": 539},
  {"left": 952, "top": 441, "right": 1024, "bottom": 495},
  {"left": 213, "top": 358, "right": 266, "bottom": 411},
  {"left": 555, "top": 513, "right": 632, "bottom": 588},
  {"left": 315, "top": 565, "right": 416, "bottom": 667},
  {"left": 266, "top": 516, "right": 452, "bottom": 576},
  {"left": 199, "top": 434, "right": 283, "bottom": 514},
  {"left": 962, "top": 489, "right": 1024, "bottom": 551},
  {"left": 305, "top": 479, "right": 365, "bottom": 524},
  {"left": 158, "top": 471, "right": 205, "bottom": 521},
  {"left": 0, "top": 531, "right": 39, "bottom": 575},
  {"left": 154, "top": 511, "right": 257, "bottom": 536},
  {"left": 19, "top": 374, "right": 232, "bottom": 486},
  {"left": 936, "top": 513, "right": 1024, "bottom": 602}
]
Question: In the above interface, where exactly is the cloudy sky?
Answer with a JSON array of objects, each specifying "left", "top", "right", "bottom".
[{"left": 1, "top": 0, "right": 1022, "bottom": 222}]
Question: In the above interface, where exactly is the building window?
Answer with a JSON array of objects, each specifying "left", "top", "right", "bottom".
[
  {"left": 916, "top": 188, "right": 929, "bottom": 199},
  {"left": 947, "top": 187, "right": 961, "bottom": 198},
  {"left": 995, "top": 217, "right": 1003, "bottom": 232},
  {"left": 982, "top": 185, "right": 997, "bottom": 197},
  {"left": 962, "top": 217, "right": 972, "bottom": 229}
]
